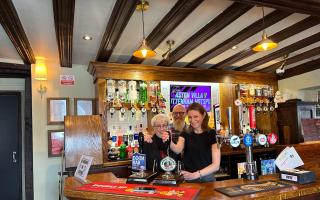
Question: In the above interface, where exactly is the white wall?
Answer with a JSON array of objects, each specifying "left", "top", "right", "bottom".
[
  {"left": 278, "top": 69, "right": 320, "bottom": 101},
  {"left": 32, "top": 62, "right": 95, "bottom": 200}
]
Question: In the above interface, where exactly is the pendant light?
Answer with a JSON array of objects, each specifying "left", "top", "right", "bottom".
[
  {"left": 133, "top": 1, "right": 156, "bottom": 58},
  {"left": 252, "top": 6, "right": 278, "bottom": 52}
]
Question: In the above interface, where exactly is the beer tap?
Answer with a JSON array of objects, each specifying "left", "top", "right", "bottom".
[{"left": 216, "top": 106, "right": 277, "bottom": 180}]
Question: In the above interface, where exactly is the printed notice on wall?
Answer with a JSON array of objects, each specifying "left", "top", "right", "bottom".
[{"left": 60, "top": 75, "right": 75, "bottom": 85}]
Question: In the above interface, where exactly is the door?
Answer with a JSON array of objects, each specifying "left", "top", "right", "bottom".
[{"left": 0, "top": 92, "right": 22, "bottom": 200}]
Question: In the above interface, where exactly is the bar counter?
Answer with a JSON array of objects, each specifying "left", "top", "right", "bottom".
[{"left": 64, "top": 168, "right": 320, "bottom": 200}]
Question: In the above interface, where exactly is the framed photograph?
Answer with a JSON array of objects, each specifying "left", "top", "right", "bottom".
[
  {"left": 48, "top": 130, "right": 64, "bottom": 157},
  {"left": 47, "top": 98, "right": 70, "bottom": 125},
  {"left": 74, "top": 98, "right": 97, "bottom": 115},
  {"left": 316, "top": 91, "right": 320, "bottom": 118}
]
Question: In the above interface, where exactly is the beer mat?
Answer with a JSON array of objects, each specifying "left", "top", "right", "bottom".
[
  {"left": 215, "top": 180, "right": 291, "bottom": 197},
  {"left": 76, "top": 182, "right": 200, "bottom": 200}
]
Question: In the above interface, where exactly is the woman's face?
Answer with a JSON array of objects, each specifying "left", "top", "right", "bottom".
[
  {"left": 188, "top": 110, "right": 204, "bottom": 131},
  {"left": 153, "top": 120, "right": 168, "bottom": 137}
]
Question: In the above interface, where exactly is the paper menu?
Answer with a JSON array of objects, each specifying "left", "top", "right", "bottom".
[
  {"left": 75, "top": 155, "right": 94, "bottom": 183},
  {"left": 275, "top": 146, "right": 304, "bottom": 171}
]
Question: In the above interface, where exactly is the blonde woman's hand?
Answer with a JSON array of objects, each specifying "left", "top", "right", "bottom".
[{"left": 144, "top": 133, "right": 153, "bottom": 143}]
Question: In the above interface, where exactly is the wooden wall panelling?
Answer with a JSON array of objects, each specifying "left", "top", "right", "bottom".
[
  {"left": 256, "top": 111, "right": 278, "bottom": 134},
  {"left": 219, "top": 83, "right": 240, "bottom": 135},
  {"left": 65, "top": 115, "right": 105, "bottom": 168},
  {"left": 96, "top": 79, "right": 106, "bottom": 115}
]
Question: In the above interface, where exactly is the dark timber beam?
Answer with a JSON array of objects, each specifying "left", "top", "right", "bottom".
[
  {"left": 257, "top": 46, "right": 320, "bottom": 73},
  {"left": 157, "top": 3, "right": 253, "bottom": 66},
  {"left": 0, "top": 0, "right": 35, "bottom": 64},
  {"left": 212, "top": 16, "right": 320, "bottom": 69},
  {"left": 279, "top": 58, "right": 320, "bottom": 80},
  {"left": 53, "top": 0, "right": 75, "bottom": 68},
  {"left": 0, "top": 62, "right": 30, "bottom": 77},
  {"left": 231, "top": 0, "right": 320, "bottom": 17},
  {"left": 128, "top": 0, "right": 204, "bottom": 64},
  {"left": 187, "top": 10, "right": 290, "bottom": 67},
  {"left": 96, "top": 0, "right": 138, "bottom": 62},
  {"left": 236, "top": 32, "right": 320, "bottom": 71}
]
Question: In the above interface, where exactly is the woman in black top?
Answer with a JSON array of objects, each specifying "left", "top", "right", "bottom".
[{"left": 168, "top": 102, "right": 221, "bottom": 182}]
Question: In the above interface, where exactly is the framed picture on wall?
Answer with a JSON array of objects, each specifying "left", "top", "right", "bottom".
[
  {"left": 316, "top": 91, "right": 320, "bottom": 118},
  {"left": 47, "top": 98, "right": 70, "bottom": 125},
  {"left": 74, "top": 98, "right": 97, "bottom": 115},
  {"left": 48, "top": 130, "right": 64, "bottom": 157}
]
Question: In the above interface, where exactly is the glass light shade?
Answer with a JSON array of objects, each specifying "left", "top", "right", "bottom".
[
  {"left": 133, "top": 39, "right": 156, "bottom": 58},
  {"left": 253, "top": 33, "right": 278, "bottom": 52},
  {"left": 34, "top": 57, "right": 47, "bottom": 81}
]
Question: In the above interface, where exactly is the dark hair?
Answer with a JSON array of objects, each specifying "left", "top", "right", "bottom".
[{"left": 186, "top": 102, "right": 209, "bottom": 132}]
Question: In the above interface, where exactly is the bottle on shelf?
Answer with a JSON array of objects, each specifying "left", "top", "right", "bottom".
[
  {"left": 133, "top": 125, "right": 139, "bottom": 146},
  {"left": 123, "top": 127, "right": 129, "bottom": 146},
  {"left": 111, "top": 126, "right": 117, "bottom": 147},
  {"left": 127, "top": 143, "right": 134, "bottom": 159},
  {"left": 119, "top": 142, "right": 127, "bottom": 159},
  {"left": 139, "top": 81, "right": 148, "bottom": 106},
  {"left": 117, "top": 126, "right": 123, "bottom": 147},
  {"left": 128, "top": 125, "right": 134, "bottom": 145}
]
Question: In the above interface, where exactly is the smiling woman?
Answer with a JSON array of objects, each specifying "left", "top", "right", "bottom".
[{"left": 170, "top": 102, "right": 221, "bottom": 183}]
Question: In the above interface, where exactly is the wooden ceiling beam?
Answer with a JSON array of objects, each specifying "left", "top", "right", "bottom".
[
  {"left": 279, "top": 57, "right": 320, "bottom": 80},
  {"left": 257, "top": 46, "right": 320, "bottom": 73},
  {"left": 53, "top": 0, "right": 75, "bottom": 68},
  {"left": 96, "top": 0, "right": 138, "bottom": 62},
  {"left": 0, "top": 0, "right": 35, "bottom": 64},
  {"left": 236, "top": 32, "right": 320, "bottom": 71},
  {"left": 187, "top": 10, "right": 290, "bottom": 67},
  {"left": 0, "top": 62, "right": 30, "bottom": 77},
  {"left": 231, "top": 0, "right": 320, "bottom": 17},
  {"left": 212, "top": 16, "right": 320, "bottom": 69},
  {"left": 157, "top": 3, "right": 253, "bottom": 66},
  {"left": 128, "top": 0, "right": 204, "bottom": 64}
]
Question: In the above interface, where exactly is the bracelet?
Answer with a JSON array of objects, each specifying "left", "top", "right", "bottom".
[{"left": 198, "top": 170, "right": 202, "bottom": 179}]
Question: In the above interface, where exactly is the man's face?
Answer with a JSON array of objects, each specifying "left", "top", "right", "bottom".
[{"left": 172, "top": 105, "right": 186, "bottom": 123}]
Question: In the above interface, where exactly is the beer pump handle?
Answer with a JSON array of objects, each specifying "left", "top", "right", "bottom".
[
  {"left": 227, "top": 107, "right": 232, "bottom": 135},
  {"left": 138, "top": 132, "right": 144, "bottom": 154}
]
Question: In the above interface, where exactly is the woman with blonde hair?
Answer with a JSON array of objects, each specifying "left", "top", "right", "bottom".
[{"left": 142, "top": 113, "right": 179, "bottom": 172}]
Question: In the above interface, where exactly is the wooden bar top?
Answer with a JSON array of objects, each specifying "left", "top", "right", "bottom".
[{"left": 64, "top": 169, "right": 320, "bottom": 200}]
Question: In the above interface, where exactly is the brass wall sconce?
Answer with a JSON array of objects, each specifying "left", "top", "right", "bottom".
[{"left": 34, "top": 57, "right": 47, "bottom": 98}]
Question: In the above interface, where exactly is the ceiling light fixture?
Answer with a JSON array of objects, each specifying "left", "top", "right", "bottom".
[
  {"left": 276, "top": 54, "right": 289, "bottom": 76},
  {"left": 82, "top": 35, "right": 92, "bottom": 40},
  {"left": 162, "top": 40, "right": 175, "bottom": 60},
  {"left": 252, "top": 6, "right": 278, "bottom": 52},
  {"left": 133, "top": 1, "right": 156, "bottom": 59},
  {"left": 231, "top": 45, "right": 238, "bottom": 50}
]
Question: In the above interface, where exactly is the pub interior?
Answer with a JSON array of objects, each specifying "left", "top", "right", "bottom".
[{"left": 0, "top": 0, "right": 320, "bottom": 200}]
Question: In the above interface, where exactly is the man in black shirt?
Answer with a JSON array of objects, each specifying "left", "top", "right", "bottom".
[{"left": 170, "top": 104, "right": 188, "bottom": 144}]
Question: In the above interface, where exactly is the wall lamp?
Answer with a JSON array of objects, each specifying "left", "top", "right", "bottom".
[{"left": 34, "top": 57, "right": 47, "bottom": 98}]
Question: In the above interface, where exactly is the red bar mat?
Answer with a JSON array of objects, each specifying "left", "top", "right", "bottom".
[{"left": 76, "top": 181, "right": 200, "bottom": 200}]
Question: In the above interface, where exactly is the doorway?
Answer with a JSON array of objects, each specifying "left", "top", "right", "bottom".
[{"left": 0, "top": 92, "right": 22, "bottom": 200}]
